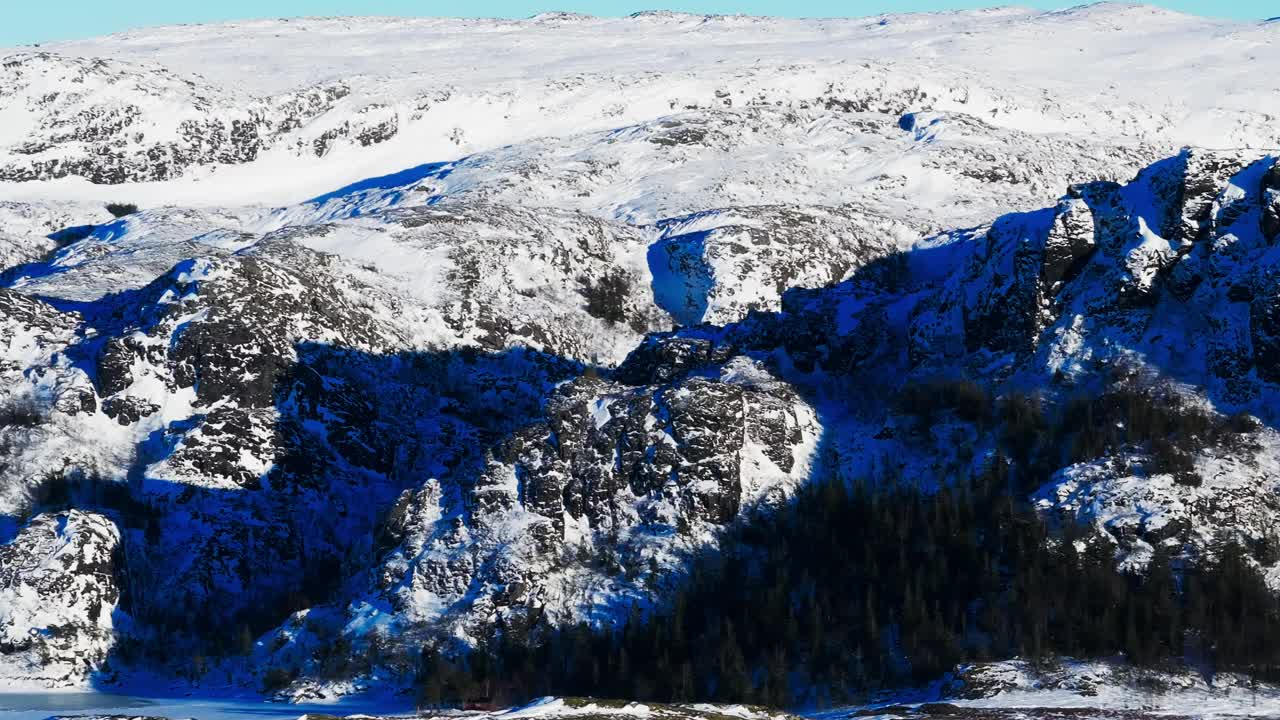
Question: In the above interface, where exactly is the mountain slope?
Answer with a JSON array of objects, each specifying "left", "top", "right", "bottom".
[{"left": 2, "top": 1, "right": 1280, "bottom": 702}]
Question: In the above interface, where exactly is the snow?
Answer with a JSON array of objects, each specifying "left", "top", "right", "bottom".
[
  {"left": 0, "top": 511, "right": 121, "bottom": 691},
  {"left": 1, "top": 6, "right": 1277, "bottom": 212},
  {"left": 590, "top": 398, "right": 614, "bottom": 430},
  {"left": 798, "top": 660, "right": 1280, "bottom": 719},
  {"left": 0, "top": 691, "right": 413, "bottom": 720},
  {"left": 482, "top": 698, "right": 788, "bottom": 720},
  {"left": 1033, "top": 433, "right": 1280, "bottom": 581}
]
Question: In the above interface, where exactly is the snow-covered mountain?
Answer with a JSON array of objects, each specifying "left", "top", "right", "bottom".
[
  {"left": 5, "top": 2, "right": 1279, "bottom": 210},
  {"left": 1, "top": 1, "right": 1279, "bottom": 700}
]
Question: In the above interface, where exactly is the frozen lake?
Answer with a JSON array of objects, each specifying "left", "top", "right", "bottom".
[{"left": 0, "top": 692, "right": 413, "bottom": 720}]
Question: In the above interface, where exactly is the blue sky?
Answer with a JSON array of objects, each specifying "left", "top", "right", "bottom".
[{"left": 2, "top": 0, "right": 1275, "bottom": 46}]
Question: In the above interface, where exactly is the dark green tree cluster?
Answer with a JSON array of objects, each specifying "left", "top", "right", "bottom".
[
  {"left": 416, "top": 458, "right": 1280, "bottom": 707},
  {"left": 105, "top": 202, "right": 139, "bottom": 218},
  {"left": 898, "top": 373, "right": 1258, "bottom": 493},
  {"left": 578, "top": 270, "right": 633, "bottom": 326}
]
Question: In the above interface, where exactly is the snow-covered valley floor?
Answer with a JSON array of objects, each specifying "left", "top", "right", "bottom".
[
  {"left": 0, "top": 690, "right": 413, "bottom": 720},
  {"left": 0, "top": 693, "right": 1225, "bottom": 720},
  {"left": 8, "top": 667, "right": 1280, "bottom": 720}
]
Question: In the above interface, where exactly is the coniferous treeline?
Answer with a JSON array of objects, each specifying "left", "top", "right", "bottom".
[{"left": 416, "top": 457, "right": 1280, "bottom": 707}]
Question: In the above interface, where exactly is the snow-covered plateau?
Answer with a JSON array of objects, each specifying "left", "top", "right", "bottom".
[{"left": 2, "top": 2, "right": 1280, "bottom": 716}]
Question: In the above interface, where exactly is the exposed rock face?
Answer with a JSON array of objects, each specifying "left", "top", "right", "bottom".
[
  {"left": 0, "top": 54, "right": 371, "bottom": 184},
  {"left": 0, "top": 288, "right": 91, "bottom": 520},
  {"left": 92, "top": 247, "right": 406, "bottom": 410},
  {"left": 347, "top": 354, "right": 817, "bottom": 650},
  {"left": 1252, "top": 278, "right": 1280, "bottom": 384},
  {"left": 1263, "top": 162, "right": 1280, "bottom": 241},
  {"left": 1042, "top": 194, "right": 1098, "bottom": 289},
  {"left": 64, "top": 246, "right": 456, "bottom": 641},
  {"left": 1034, "top": 440, "right": 1280, "bottom": 557},
  {"left": 0, "top": 286, "right": 81, "bottom": 360},
  {"left": 0, "top": 510, "right": 123, "bottom": 689},
  {"left": 889, "top": 151, "right": 1280, "bottom": 378},
  {"left": 1175, "top": 149, "right": 1254, "bottom": 244},
  {"left": 650, "top": 205, "right": 927, "bottom": 325}
]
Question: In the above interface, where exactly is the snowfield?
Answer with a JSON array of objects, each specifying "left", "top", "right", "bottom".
[{"left": 1, "top": 4, "right": 1277, "bottom": 211}]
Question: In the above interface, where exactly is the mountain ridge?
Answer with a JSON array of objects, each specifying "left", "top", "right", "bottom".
[{"left": 1, "top": 2, "right": 1274, "bottom": 211}]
